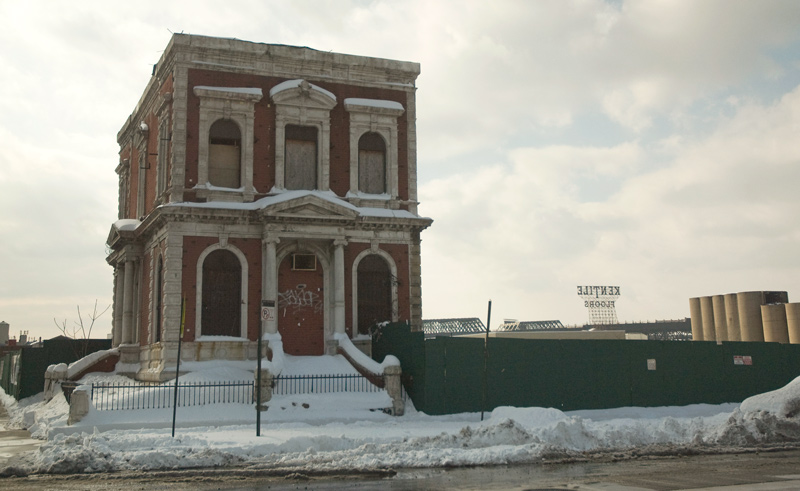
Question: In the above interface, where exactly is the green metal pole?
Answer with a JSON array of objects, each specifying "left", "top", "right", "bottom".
[
  {"left": 481, "top": 299, "right": 492, "bottom": 421},
  {"left": 172, "top": 296, "right": 185, "bottom": 438},
  {"left": 257, "top": 302, "right": 264, "bottom": 436}
]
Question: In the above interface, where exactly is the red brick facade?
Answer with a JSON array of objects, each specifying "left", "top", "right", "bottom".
[{"left": 106, "top": 34, "right": 430, "bottom": 380}]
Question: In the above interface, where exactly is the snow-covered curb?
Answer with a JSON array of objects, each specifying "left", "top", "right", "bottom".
[{"left": 5, "top": 371, "right": 800, "bottom": 476}]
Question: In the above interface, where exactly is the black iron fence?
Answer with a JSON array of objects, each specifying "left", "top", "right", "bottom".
[
  {"left": 91, "top": 380, "right": 254, "bottom": 411},
  {"left": 90, "top": 374, "right": 387, "bottom": 410},
  {"left": 273, "top": 374, "right": 382, "bottom": 395}
]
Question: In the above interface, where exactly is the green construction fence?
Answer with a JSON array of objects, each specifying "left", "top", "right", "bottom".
[
  {"left": 372, "top": 323, "right": 800, "bottom": 415},
  {"left": 0, "top": 337, "right": 111, "bottom": 400}
]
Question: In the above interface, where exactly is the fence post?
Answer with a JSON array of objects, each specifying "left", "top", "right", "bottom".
[
  {"left": 68, "top": 386, "right": 91, "bottom": 425},
  {"left": 384, "top": 365, "right": 404, "bottom": 416},
  {"left": 257, "top": 369, "right": 273, "bottom": 408}
]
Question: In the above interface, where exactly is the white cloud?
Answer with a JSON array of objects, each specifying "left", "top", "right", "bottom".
[
  {"left": 420, "top": 83, "right": 800, "bottom": 326},
  {"left": 1, "top": 0, "right": 799, "bottom": 338}
]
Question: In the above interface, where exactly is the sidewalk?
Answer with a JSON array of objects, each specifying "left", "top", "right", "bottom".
[{"left": 0, "top": 400, "right": 42, "bottom": 469}]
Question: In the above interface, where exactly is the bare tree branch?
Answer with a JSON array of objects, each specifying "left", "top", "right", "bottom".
[{"left": 53, "top": 301, "right": 111, "bottom": 358}]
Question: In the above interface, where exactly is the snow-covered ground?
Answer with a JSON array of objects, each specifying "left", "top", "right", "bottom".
[{"left": 3, "top": 355, "right": 800, "bottom": 475}]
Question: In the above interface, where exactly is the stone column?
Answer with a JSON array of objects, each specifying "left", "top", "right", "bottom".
[
  {"left": 409, "top": 231, "right": 423, "bottom": 332},
  {"left": 333, "top": 239, "right": 347, "bottom": 335},
  {"left": 263, "top": 237, "right": 280, "bottom": 335},
  {"left": 113, "top": 267, "right": 125, "bottom": 347},
  {"left": 122, "top": 259, "right": 135, "bottom": 345}
]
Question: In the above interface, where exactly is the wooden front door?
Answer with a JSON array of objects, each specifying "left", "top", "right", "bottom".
[{"left": 278, "top": 253, "right": 325, "bottom": 355}]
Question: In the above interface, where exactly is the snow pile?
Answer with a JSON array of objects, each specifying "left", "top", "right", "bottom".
[
  {"left": 3, "top": 392, "right": 69, "bottom": 439},
  {"left": 740, "top": 376, "right": 800, "bottom": 417},
  {"left": 5, "top": 371, "right": 800, "bottom": 475}
]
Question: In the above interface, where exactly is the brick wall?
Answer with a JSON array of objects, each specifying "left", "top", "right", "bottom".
[{"left": 184, "top": 68, "right": 410, "bottom": 199}]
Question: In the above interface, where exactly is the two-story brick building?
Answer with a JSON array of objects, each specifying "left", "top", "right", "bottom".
[{"left": 106, "top": 34, "right": 431, "bottom": 381}]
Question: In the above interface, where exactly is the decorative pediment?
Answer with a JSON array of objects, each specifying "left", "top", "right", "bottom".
[
  {"left": 269, "top": 79, "right": 337, "bottom": 110},
  {"left": 259, "top": 193, "right": 359, "bottom": 220},
  {"left": 106, "top": 219, "right": 141, "bottom": 249}
]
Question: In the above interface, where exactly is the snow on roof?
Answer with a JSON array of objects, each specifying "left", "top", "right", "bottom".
[
  {"left": 194, "top": 86, "right": 263, "bottom": 96},
  {"left": 112, "top": 219, "right": 140, "bottom": 232},
  {"left": 164, "top": 189, "right": 423, "bottom": 219},
  {"left": 269, "top": 79, "right": 336, "bottom": 101},
  {"left": 344, "top": 98, "right": 404, "bottom": 111}
]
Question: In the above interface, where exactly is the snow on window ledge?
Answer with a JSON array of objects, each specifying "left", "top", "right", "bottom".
[{"left": 194, "top": 335, "right": 249, "bottom": 343}]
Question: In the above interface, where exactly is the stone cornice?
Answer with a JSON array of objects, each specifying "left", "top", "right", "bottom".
[{"left": 108, "top": 202, "right": 432, "bottom": 249}]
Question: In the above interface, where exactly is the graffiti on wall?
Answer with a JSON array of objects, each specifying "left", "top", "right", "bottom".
[{"left": 278, "top": 283, "right": 323, "bottom": 317}]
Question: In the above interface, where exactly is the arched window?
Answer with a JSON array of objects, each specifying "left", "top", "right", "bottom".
[
  {"left": 208, "top": 119, "right": 241, "bottom": 188},
  {"left": 358, "top": 132, "right": 386, "bottom": 194},
  {"left": 201, "top": 249, "right": 241, "bottom": 337},
  {"left": 357, "top": 254, "right": 392, "bottom": 334},
  {"left": 285, "top": 124, "right": 318, "bottom": 190}
]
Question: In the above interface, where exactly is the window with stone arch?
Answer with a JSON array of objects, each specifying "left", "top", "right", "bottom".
[
  {"left": 208, "top": 119, "right": 242, "bottom": 189},
  {"left": 358, "top": 132, "right": 386, "bottom": 194},
  {"left": 193, "top": 85, "right": 261, "bottom": 202},
  {"left": 200, "top": 249, "right": 242, "bottom": 338},
  {"left": 344, "top": 98, "right": 404, "bottom": 200}
]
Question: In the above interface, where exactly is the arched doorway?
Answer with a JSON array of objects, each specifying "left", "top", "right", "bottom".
[
  {"left": 201, "top": 249, "right": 241, "bottom": 337},
  {"left": 278, "top": 252, "right": 325, "bottom": 355},
  {"left": 357, "top": 254, "right": 392, "bottom": 335}
]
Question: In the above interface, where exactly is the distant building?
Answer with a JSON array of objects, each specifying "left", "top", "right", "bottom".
[
  {"left": 422, "top": 318, "right": 486, "bottom": 338},
  {"left": 106, "top": 34, "right": 432, "bottom": 381},
  {"left": 495, "top": 318, "right": 691, "bottom": 341},
  {"left": 496, "top": 320, "right": 567, "bottom": 331}
]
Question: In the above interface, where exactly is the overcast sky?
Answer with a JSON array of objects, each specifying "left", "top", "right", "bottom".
[{"left": 2, "top": 0, "right": 800, "bottom": 340}]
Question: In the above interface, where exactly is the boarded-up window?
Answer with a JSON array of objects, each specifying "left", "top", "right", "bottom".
[
  {"left": 201, "top": 249, "right": 241, "bottom": 337},
  {"left": 358, "top": 132, "right": 386, "bottom": 194},
  {"left": 208, "top": 119, "right": 241, "bottom": 188},
  {"left": 285, "top": 125, "right": 317, "bottom": 190}
]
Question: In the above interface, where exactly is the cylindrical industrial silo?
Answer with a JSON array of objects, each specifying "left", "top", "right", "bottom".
[
  {"left": 784, "top": 303, "right": 800, "bottom": 344},
  {"left": 689, "top": 297, "right": 704, "bottom": 341},
  {"left": 724, "top": 293, "right": 741, "bottom": 341},
  {"left": 738, "top": 291, "right": 765, "bottom": 342},
  {"left": 712, "top": 295, "right": 728, "bottom": 341},
  {"left": 762, "top": 304, "right": 790, "bottom": 343},
  {"left": 700, "top": 296, "right": 716, "bottom": 341}
]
